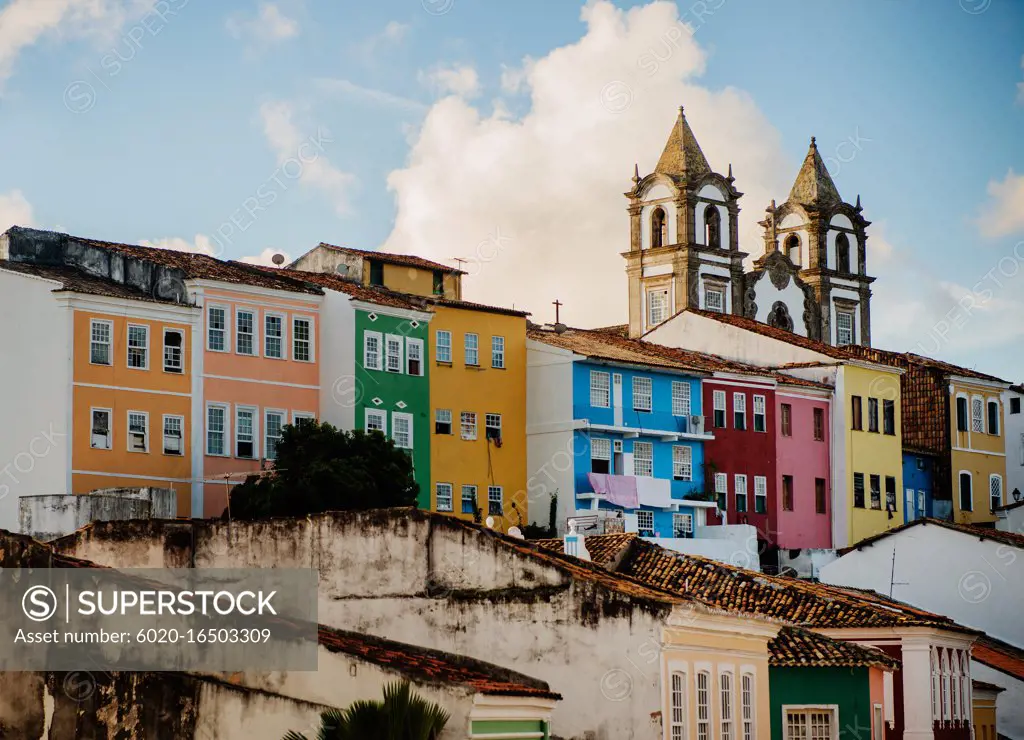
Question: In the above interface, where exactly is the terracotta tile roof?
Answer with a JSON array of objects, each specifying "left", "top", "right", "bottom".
[
  {"left": 427, "top": 296, "right": 530, "bottom": 318},
  {"left": 849, "top": 518, "right": 1024, "bottom": 552},
  {"left": 317, "top": 625, "right": 560, "bottom": 699},
  {"left": 257, "top": 267, "right": 429, "bottom": 311},
  {"left": 770, "top": 626, "right": 899, "bottom": 670},
  {"left": 0, "top": 260, "right": 187, "bottom": 305},
  {"left": 971, "top": 679, "right": 1006, "bottom": 693},
  {"left": 532, "top": 532, "right": 637, "bottom": 566},
  {"left": 973, "top": 635, "right": 1024, "bottom": 682},
  {"left": 317, "top": 242, "right": 467, "bottom": 275}
]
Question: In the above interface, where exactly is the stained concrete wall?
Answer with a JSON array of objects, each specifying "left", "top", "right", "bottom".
[{"left": 19, "top": 488, "right": 176, "bottom": 541}]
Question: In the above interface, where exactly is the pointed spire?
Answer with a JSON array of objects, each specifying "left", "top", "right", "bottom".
[
  {"left": 632, "top": 163, "right": 640, "bottom": 185},
  {"left": 787, "top": 136, "right": 841, "bottom": 208},
  {"left": 855, "top": 194, "right": 863, "bottom": 212},
  {"left": 727, "top": 163, "right": 734, "bottom": 183},
  {"left": 654, "top": 106, "right": 712, "bottom": 181}
]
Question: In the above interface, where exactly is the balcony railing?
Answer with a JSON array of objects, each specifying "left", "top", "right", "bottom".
[{"left": 573, "top": 408, "right": 710, "bottom": 438}]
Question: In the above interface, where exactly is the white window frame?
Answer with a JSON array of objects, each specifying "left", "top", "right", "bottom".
[
  {"left": 162, "top": 327, "right": 184, "bottom": 374},
  {"left": 753, "top": 395, "right": 766, "bottom": 432},
  {"left": 673, "top": 513, "right": 693, "bottom": 537},
  {"left": 754, "top": 476, "right": 767, "bottom": 513},
  {"left": 782, "top": 705, "right": 838, "bottom": 740},
  {"left": 461, "top": 411, "right": 477, "bottom": 441},
  {"left": 715, "top": 473, "right": 728, "bottom": 495},
  {"left": 235, "top": 405, "right": 258, "bottom": 459},
  {"left": 491, "top": 335, "right": 505, "bottom": 369},
  {"left": 990, "top": 474, "right": 1003, "bottom": 511},
  {"left": 673, "top": 445, "right": 692, "bottom": 481},
  {"left": 436, "top": 482, "right": 453, "bottom": 512},
  {"left": 485, "top": 413, "right": 502, "bottom": 441},
  {"left": 407, "top": 338, "right": 424, "bottom": 376},
  {"left": 264, "top": 312, "right": 286, "bottom": 360},
  {"left": 464, "top": 332, "right": 480, "bottom": 366},
  {"left": 487, "top": 485, "right": 503, "bottom": 516},
  {"left": 733, "top": 392, "right": 747, "bottom": 430},
  {"left": 89, "top": 319, "right": 113, "bottom": 366},
  {"left": 436, "top": 330, "right": 452, "bottom": 363},
  {"left": 735, "top": 474, "right": 748, "bottom": 512},
  {"left": 292, "top": 411, "right": 315, "bottom": 425},
  {"left": 591, "top": 371, "right": 611, "bottom": 408},
  {"left": 836, "top": 309, "right": 855, "bottom": 346},
  {"left": 363, "top": 330, "right": 383, "bottom": 371},
  {"left": 648, "top": 288, "right": 669, "bottom": 326},
  {"left": 264, "top": 409, "right": 286, "bottom": 460},
  {"left": 713, "top": 389, "right": 727, "bottom": 426},
  {"left": 633, "top": 441, "right": 654, "bottom": 478},
  {"left": 207, "top": 304, "right": 229, "bottom": 353},
  {"left": 461, "top": 484, "right": 477, "bottom": 514},
  {"left": 162, "top": 414, "right": 184, "bottom": 456},
  {"left": 720, "top": 671, "right": 734, "bottom": 740},
  {"left": 126, "top": 323, "right": 149, "bottom": 370},
  {"left": 987, "top": 398, "right": 1000, "bottom": 435},
  {"left": 672, "top": 381, "right": 691, "bottom": 416},
  {"left": 633, "top": 376, "right": 653, "bottom": 412},
  {"left": 292, "top": 315, "right": 315, "bottom": 363},
  {"left": 392, "top": 411, "right": 414, "bottom": 449},
  {"left": 90, "top": 407, "right": 112, "bottom": 450},
  {"left": 636, "top": 509, "right": 654, "bottom": 532},
  {"left": 670, "top": 670, "right": 687, "bottom": 740},
  {"left": 365, "top": 408, "right": 387, "bottom": 435},
  {"left": 385, "top": 334, "right": 404, "bottom": 373},
  {"left": 741, "top": 673, "right": 755, "bottom": 740},
  {"left": 435, "top": 408, "right": 452, "bottom": 435},
  {"left": 971, "top": 395, "right": 984, "bottom": 433},
  {"left": 591, "top": 437, "right": 611, "bottom": 463},
  {"left": 126, "top": 410, "right": 149, "bottom": 453},
  {"left": 696, "top": 670, "right": 712, "bottom": 740},
  {"left": 206, "top": 403, "right": 229, "bottom": 457},
  {"left": 235, "top": 307, "right": 257, "bottom": 356},
  {"left": 704, "top": 284, "right": 725, "bottom": 313}
]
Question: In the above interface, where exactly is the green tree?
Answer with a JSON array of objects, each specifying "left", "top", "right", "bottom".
[
  {"left": 283, "top": 681, "right": 450, "bottom": 740},
  {"left": 226, "top": 420, "right": 418, "bottom": 520}
]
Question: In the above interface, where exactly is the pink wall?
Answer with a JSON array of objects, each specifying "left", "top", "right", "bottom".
[{"left": 775, "top": 391, "right": 832, "bottom": 549}]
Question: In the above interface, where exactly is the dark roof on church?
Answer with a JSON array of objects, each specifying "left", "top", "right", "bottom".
[{"left": 787, "top": 138, "right": 843, "bottom": 208}]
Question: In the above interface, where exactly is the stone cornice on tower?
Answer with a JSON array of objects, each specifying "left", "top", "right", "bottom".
[
  {"left": 654, "top": 106, "right": 712, "bottom": 183},
  {"left": 787, "top": 137, "right": 842, "bottom": 209}
]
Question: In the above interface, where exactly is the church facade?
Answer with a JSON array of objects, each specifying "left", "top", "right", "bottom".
[{"left": 624, "top": 108, "right": 875, "bottom": 347}]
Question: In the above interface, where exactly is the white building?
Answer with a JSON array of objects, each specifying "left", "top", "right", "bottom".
[{"left": 1002, "top": 384, "right": 1024, "bottom": 511}]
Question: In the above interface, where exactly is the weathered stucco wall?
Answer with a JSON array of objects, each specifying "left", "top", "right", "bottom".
[{"left": 19, "top": 488, "right": 176, "bottom": 541}]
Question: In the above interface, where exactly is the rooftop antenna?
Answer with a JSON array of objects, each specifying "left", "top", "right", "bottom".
[
  {"left": 271, "top": 253, "right": 286, "bottom": 266},
  {"left": 889, "top": 548, "right": 909, "bottom": 598},
  {"left": 552, "top": 299, "right": 563, "bottom": 324},
  {"left": 451, "top": 257, "right": 468, "bottom": 271}
]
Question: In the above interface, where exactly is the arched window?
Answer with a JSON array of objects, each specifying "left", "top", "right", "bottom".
[
  {"left": 961, "top": 652, "right": 971, "bottom": 727},
  {"left": 651, "top": 207, "right": 667, "bottom": 249},
  {"left": 950, "top": 649, "right": 961, "bottom": 723},
  {"left": 784, "top": 234, "right": 800, "bottom": 265},
  {"left": 836, "top": 233, "right": 851, "bottom": 273},
  {"left": 931, "top": 648, "right": 940, "bottom": 722},
  {"left": 705, "top": 205, "right": 721, "bottom": 249},
  {"left": 941, "top": 649, "right": 951, "bottom": 724}
]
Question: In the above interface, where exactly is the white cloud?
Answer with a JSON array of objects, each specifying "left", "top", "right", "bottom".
[
  {"left": 238, "top": 248, "right": 292, "bottom": 267},
  {"left": 226, "top": 3, "right": 299, "bottom": 47},
  {"left": 420, "top": 64, "right": 481, "bottom": 98},
  {"left": 138, "top": 234, "right": 218, "bottom": 256},
  {"left": 349, "top": 20, "right": 409, "bottom": 64},
  {"left": 0, "top": 189, "right": 33, "bottom": 233},
  {"left": 259, "top": 100, "right": 357, "bottom": 215},
  {"left": 500, "top": 58, "right": 535, "bottom": 94},
  {"left": 977, "top": 169, "right": 1024, "bottom": 238}
]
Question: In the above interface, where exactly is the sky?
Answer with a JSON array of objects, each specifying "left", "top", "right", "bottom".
[{"left": 1, "top": 0, "right": 1022, "bottom": 378}]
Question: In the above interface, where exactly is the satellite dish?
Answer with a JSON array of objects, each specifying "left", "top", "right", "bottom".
[
  {"left": 485, "top": 516, "right": 495, "bottom": 529},
  {"left": 335, "top": 263, "right": 350, "bottom": 276},
  {"left": 271, "top": 253, "right": 285, "bottom": 266},
  {"left": 507, "top": 526, "right": 524, "bottom": 540}
]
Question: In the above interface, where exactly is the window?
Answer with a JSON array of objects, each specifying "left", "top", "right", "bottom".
[
  {"left": 785, "top": 709, "right": 834, "bottom": 740},
  {"left": 781, "top": 403, "right": 792, "bottom": 437},
  {"left": 236, "top": 407, "right": 256, "bottom": 459},
  {"left": 365, "top": 409, "right": 386, "bottom": 435},
  {"left": 673, "top": 513, "right": 693, "bottom": 538},
  {"left": 814, "top": 407, "right": 825, "bottom": 440},
  {"left": 784, "top": 233, "right": 800, "bottom": 265},
  {"left": 835, "top": 233, "right": 851, "bottom": 273},
  {"left": 851, "top": 395, "right": 863, "bottom": 431},
  {"left": 637, "top": 510, "right": 654, "bottom": 534},
  {"left": 972, "top": 397, "right": 984, "bottom": 433},
  {"left": 392, "top": 413, "right": 413, "bottom": 449},
  {"left": 127, "top": 411, "right": 148, "bottom": 452},
  {"left": 705, "top": 205, "right": 721, "bottom": 249},
  {"left": 648, "top": 289, "right": 669, "bottom": 326},
  {"left": 485, "top": 413, "right": 502, "bottom": 441},
  {"left": 714, "top": 473, "right": 728, "bottom": 511},
  {"left": 651, "top": 207, "right": 666, "bottom": 249},
  {"left": 264, "top": 314, "right": 284, "bottom": 359},
  {"left": 407, "top": 338, "right": 424, "bottom": 376},
  {"left": 363, "top": 331, "right": 382, "bottom": 371},
  {"left": 435, "top": 409, "right": 452, "bottom": 435},
  {"left": 264, "top": 410, "right": 285, "bottom": 460},
  {"left": 1012, "top": 397, "right": 1021, "bottom": 415},
  {"left": 733, "top": 393, "right": 747, "bottom": 430},
  {"left": 883, "top": 400, "right": 895, "bottom": 436},
  {"left": 162, "top": 415, "right": 183, "bottom": 456},
  {"left": 207, "top": 306, "right": 227, "bottom": 352},
  {"left": 696, "top": 672, "right": 711, "bottom": 740},
  {"left": 292, "top": 317, "right": 313, "bottom": 362},
  {"left": 591, "top": 371, "right": 611, "bottom": 408},
  {"left": 735, "top": 474, "right": 748, "bottom": 512},
  {"left": 592, "top": 438, "right": 611, "bottom": 474},
  {"left": 90, "top": 408, "right": 112, "bottom": 450},
  {"left": 461, "top": 412, "right": 477, "bottom": 440},
  {"left": 673, "top": 446, "right": 692, "bottom": 481},
  {"left": 436, "top": 330, "right": 452, "bottom": 363},
  {"left": 853, "top": 473, "right": 865, "bottom": 508},
  {"left": 868, "top": 398, "right": 879, "bottom": 433},
  {"left": 741, "top": 674, "right": 754, "bottom": 740},
  {"left": 991, "top": 474, "right": 1003, "bottom": 510},
  {"left": 236, "top": 309, "right": 255, "bottom": 355},
  {"left": 836, "top": 309, "right": 855, "bottom": 346},
  {"left": 885, "top": 476, "right": 897, "bottom": 512},
  {"left": 815, "top": 478, "right": 827, "bottom": 514},
  {"left": 869, "top": 474, "right": 881, "bottom": 509},
  {"left": 206, "top": 405, "right": 227, "bottom": 456},
  {"left": 713, "top": 390, "right": 727, "bottom": 428},
  {"left": 988, "top": 400, "right": 1000, "bottom": 435},
  {"left": 461, "top": 485, "right": 477, "bottom": 514},
  {"left": 386, "top": 334, "right": 403, "bottom": 373},
  {"left": 436, "top": 483, "right": 453, "bottom": 512},
  {"left": 931, "top": 648, "right": 940, "bottom": 721},
  {"left": 753, "top": 395, "right": 766, "bottom": 432},
  {"left": 633, "top": 442, "right": 653, "bottom": 478},
  {"left": 754, "top": 476, "right": 767, "bottom": 514},
  {"left": 673, "top": 382, "right": 691, "bottom": 416},
  {"left": 163, "top": 329, "right": 183, "bottom": 373},
  {"left": 90, "top": 320, "right": 112, "bottom": 365},
  {"left": 633, "top": 376, "right": 652, "bottom": 412},
  {"left": 464, "top": 333, "right": 479, "bottom": 366},
  {"left": 127, "top": 324, "right": 149, "bottom": 369},
  {"left": 670, "top": 671, "right": 686, "bottom": 740},
  {"left": 720, "top": 672, "right": 734, "bottom": 740},
  {"left": 491, "top": 336, "right": 505, "bottom": 369},
  {"left": 369, "top": 260, "right": 384, "bottom": 286},
  {"left": 488, "top": 486, "right": 503, "bottom": 516},
  {"left": 956, "top": 396, "right": 969, "bottom": 431},
  {"left": 873, "top": 706, "right": 883, "bottom": 740},
  {"left": 704, "top": 285, "right": 725, "bottom": 313},
  {"left": 782, "top": 475, "right": 794, "bottom": 511},
  {"left": 433, "top": 270, "right": 444, "bottom": 295}
]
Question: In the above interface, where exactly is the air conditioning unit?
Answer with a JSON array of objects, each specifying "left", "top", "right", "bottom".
[{"left": 613, "top": 440, "right": 623, "bottom": 452}]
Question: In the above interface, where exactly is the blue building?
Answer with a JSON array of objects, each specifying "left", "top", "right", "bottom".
[{"left": 902, "top": 452, "right": 936, "bottom": 522}]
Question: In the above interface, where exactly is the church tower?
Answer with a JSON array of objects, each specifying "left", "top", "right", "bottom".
[
  {"left": 757, "top": 137, "right": 875, "bottom": 346},
  {"left": 623, "top": 107, "right": 746, "bottom": 338}
]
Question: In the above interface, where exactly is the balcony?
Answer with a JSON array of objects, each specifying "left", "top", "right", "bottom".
[{"left": 572, "top": 407, "right": 712, "bottom": 441}]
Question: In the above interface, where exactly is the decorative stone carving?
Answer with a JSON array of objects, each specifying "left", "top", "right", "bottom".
[
  {"left": 768, "top": 256, "right": 791, "bottom": 291},
  {"left": 767, "top": 302, "right": 793, "bottom": 332}
]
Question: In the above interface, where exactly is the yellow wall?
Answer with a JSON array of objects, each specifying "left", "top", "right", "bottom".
[
  {"left": 660, "top": 616, "right": 774, "bottom": 740},
  {"left": 844, "top": 364, "right": 904, "bottom": 545},
  {"left": 950, "top": 380, "right": 1007, "bottom": 524},
  {"left": 369, "top": 262, "right": 460, "bottom": 300},
  {"left": 972, "top": 693, "right": 998, "bottom": 740},
  {"left": 428, "top": 305, "right": 527, "bottom": 532}
]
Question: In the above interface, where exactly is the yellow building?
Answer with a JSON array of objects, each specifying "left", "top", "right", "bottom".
[
  {"left": 950, "top": 375, "right": 1009, "bottom": 525},
  {"left": 971, "top": 680, "right": 1003, "bottom": 740}
]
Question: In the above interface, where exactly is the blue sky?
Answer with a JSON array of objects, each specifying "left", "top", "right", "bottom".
[{"left": 1, "top": 0, "right": 1022, "bottom": 376}]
